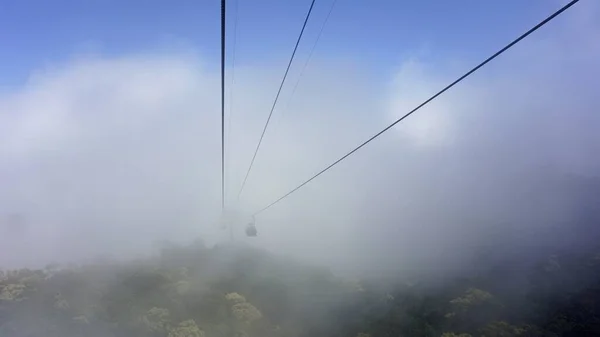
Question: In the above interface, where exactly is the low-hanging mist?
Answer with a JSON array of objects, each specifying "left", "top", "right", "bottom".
[
  {"left": 0, "top": 0, "right": 598, "bottom": 278},
  {"left": 2, "top": 2, "right": 600, "bottom": 336}
]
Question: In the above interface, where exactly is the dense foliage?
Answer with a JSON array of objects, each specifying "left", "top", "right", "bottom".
[{"left": 1, "top": 239, "right": 599, "bottom": 337}]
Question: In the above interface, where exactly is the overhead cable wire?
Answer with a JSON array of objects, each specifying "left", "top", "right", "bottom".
[
  {"left": 226, "top": 0, "right": 239, "bottom": 201},
  {"left": 220, "top": 0, "right": 226, "bottom": 211},
  {"left": 279, "top": 0, "right": 339, "bottom": 121},
  {"left": 238, "top": 0, "right": 317, "bottom": 199},
  {"left": 252, "top": 0, "right": 580, "bottom": 216}
]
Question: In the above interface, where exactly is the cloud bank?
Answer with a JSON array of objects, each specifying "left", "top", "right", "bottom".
[{"left": 1, "top": 1, "right": 599, "bottom": 274}]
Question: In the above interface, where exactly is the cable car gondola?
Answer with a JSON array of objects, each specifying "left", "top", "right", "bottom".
[{"left": 245, "top": 216, "right": 257, "bottom": 237}]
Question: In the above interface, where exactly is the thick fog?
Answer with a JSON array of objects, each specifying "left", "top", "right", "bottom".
[{"left": 1, "top": 1, "right": 599, "bottom": 277}]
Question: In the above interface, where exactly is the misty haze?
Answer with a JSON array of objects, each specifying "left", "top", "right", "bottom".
[{"left": 1, "top": 0, "right": 600, "bottom": 336}]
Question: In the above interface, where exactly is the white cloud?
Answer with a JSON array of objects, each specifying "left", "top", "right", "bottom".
[
  {"left": 386, "top": 58, "right": 461, "bottom": 148},
  {"left": 0, "top": 1, "right": 599, "bottom": 271},
  {"left": 385, "top": 0, "right": 600, "bottom": 175},
  {"left": 0, "top": 51, "right": 382, "bottom": 267}
]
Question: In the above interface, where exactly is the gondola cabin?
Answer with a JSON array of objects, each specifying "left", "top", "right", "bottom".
[{"left": 245, "top": 217, "right": 257, "bottom": 237}]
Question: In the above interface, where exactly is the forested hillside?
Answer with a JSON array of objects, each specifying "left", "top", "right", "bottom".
[{"left": 2, "top": 237, "right": 600, "bottom": 337}]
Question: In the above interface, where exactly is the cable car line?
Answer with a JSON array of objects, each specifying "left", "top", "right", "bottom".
[
  {"left": 220, "top": 0, "right": 227, "bottom": 215},
  {"left": 251, "top": 0, "right": 580, "bottom": 217},
  {"left": 226, "top": 0, "right": 239, "bottom": 200},
  {"left": 279, "top": 0, "right": 339, "bottom": 122},
  {"left": 238, "top": 0, "right": 317, "bottom": 199}
]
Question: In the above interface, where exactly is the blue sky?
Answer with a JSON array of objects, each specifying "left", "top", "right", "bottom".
[{"left": 1, "top": 0, "right": 563, "bottom": 87}]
